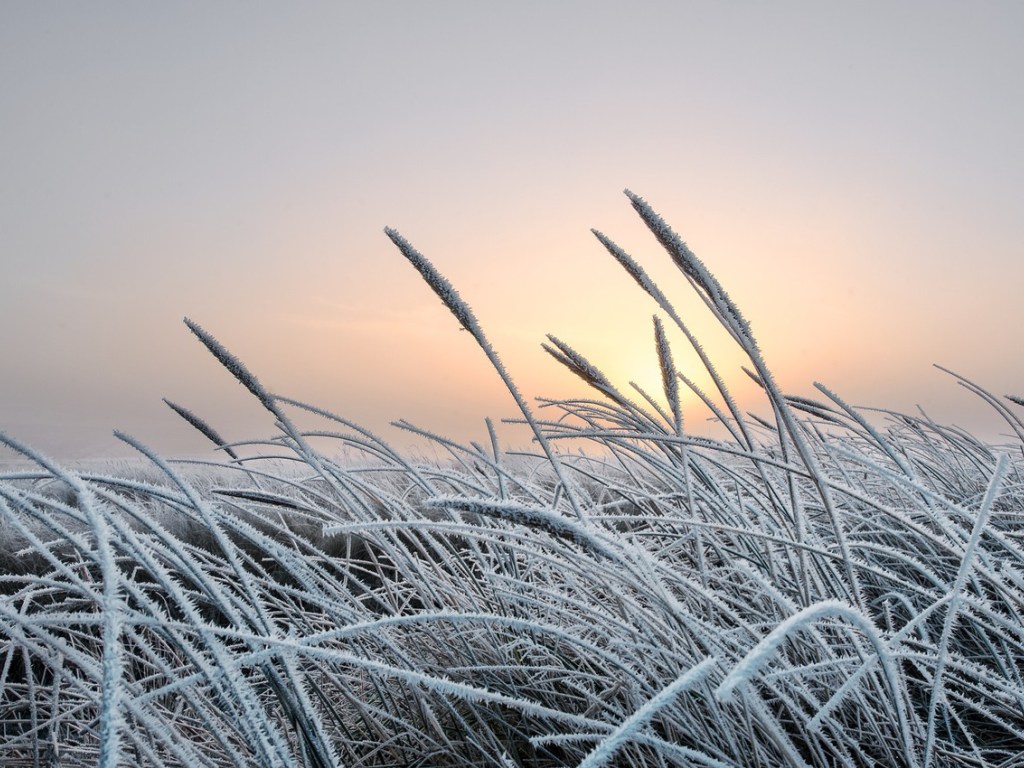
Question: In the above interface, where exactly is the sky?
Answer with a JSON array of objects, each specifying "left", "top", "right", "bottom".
[{"left": 2, "top": 2, "right": 1023, "bottom": 460}]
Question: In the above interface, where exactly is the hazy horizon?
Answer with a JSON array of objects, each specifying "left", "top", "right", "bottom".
[{"left": 3, "top": 2, "right": 1023, "bottom": 459}]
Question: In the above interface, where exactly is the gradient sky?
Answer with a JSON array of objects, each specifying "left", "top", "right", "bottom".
[{"left": 2, "top": 2, "right": 1023, "bottom": 459}]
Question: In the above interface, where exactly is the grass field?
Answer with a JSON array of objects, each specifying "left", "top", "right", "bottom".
[{"left": 3, "top": 193, "right": 1023, "bottom": 767}]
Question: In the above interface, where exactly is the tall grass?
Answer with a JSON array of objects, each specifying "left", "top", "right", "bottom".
[{"left": 2, "top": 191, "right": 1023, "bottom": 767}]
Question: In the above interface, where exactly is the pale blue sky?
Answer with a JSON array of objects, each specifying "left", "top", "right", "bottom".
[{"left": 2, "top": 3, "right": 1023, "bottom": 457}]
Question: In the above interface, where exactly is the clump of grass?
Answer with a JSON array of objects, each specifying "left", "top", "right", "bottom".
[{"left": 2, "top": 191, "right": 1023, "bottom": 767}]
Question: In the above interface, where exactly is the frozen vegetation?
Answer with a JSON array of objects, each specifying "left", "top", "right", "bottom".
[{"left": 2, "top": 192, "right": 1024, "bottom": 767}]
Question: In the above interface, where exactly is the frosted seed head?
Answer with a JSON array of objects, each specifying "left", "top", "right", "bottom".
[
  {"left": 385, "top": 227, "right": 477, "bottom": 333},
  {"left": 184, "top": 318, "right": 274, "bottom": 410}
]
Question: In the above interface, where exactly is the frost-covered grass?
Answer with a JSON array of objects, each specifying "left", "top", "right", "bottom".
[{"left": 3, "top": 192, "right": 1024, "bottom": 767}]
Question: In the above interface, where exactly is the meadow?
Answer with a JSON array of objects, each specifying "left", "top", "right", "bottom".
[{"left": 2, "top": 192, "right": 1023, "bottom": 767}]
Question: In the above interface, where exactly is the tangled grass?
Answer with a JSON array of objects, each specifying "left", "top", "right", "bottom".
[{"left": 2, "top": 192, "right": 1023, "bottom": 767}]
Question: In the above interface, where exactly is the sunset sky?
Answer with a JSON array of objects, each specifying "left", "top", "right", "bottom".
[{"left": 2, "top": 3, "right": 1023, "bottom": 459}]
